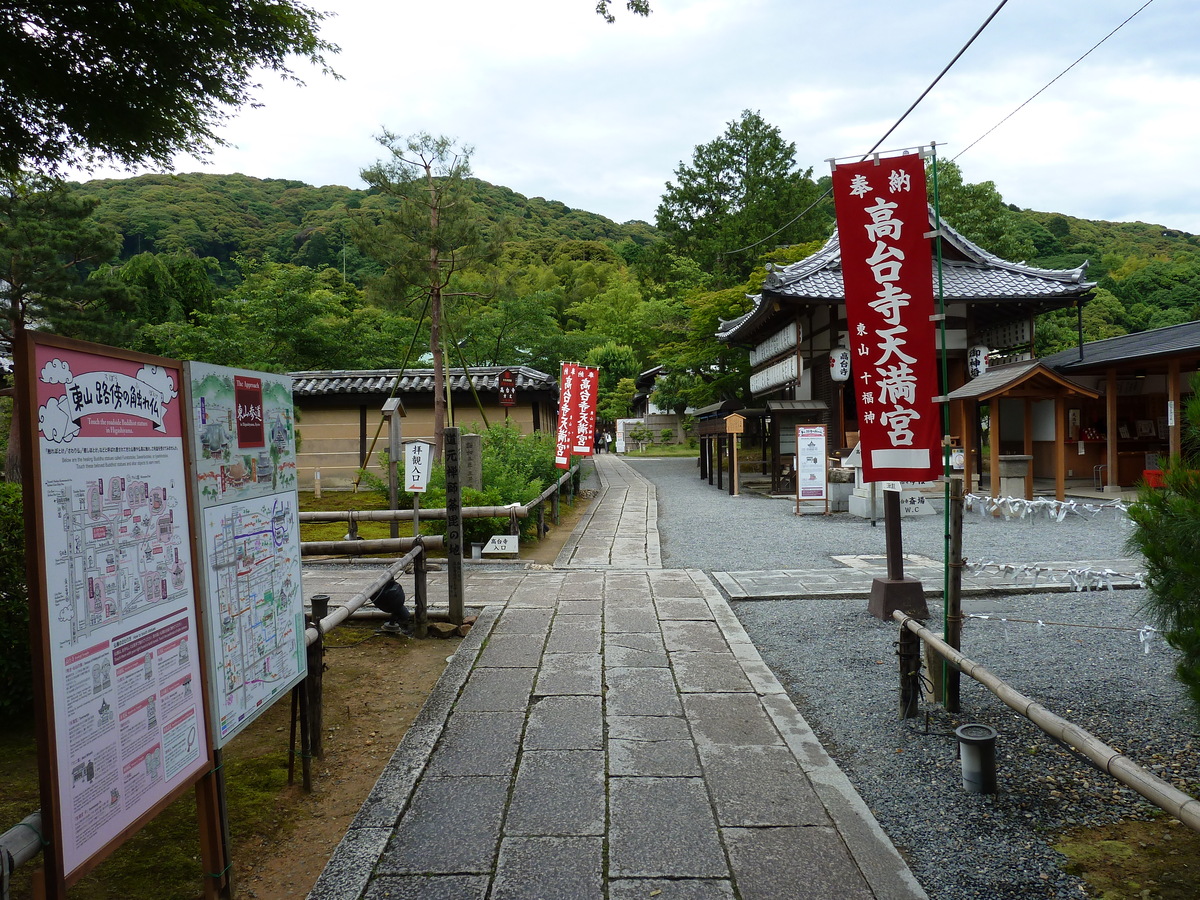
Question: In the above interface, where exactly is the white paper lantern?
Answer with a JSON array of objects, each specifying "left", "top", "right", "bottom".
[
  {"left": 967, "top": 344, "right": 989, "bottom": 378},
  {"left": 829, "top": 347, "right": 851, "bottom": 382}
]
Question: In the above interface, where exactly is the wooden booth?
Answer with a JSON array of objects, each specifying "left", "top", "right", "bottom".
[
  {"left": 1038, "top": 321, "right": 1200, "bottom": 490},
  {"left": 948, "top": 360, "right": 1100, "bottom": 501}
]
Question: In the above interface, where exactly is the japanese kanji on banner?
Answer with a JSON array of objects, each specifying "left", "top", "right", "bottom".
[
  {"left": 831, "top": 152, "right": 942, "bottom": 483},
  {"left": 571, "top": 365, "right": 599, "bottom": 456},
  {"left": 555, "top": 363, "right": 599, "bottom": 469}
]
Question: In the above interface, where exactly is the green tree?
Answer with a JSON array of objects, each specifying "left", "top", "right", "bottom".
[
  {"left": 1126, "top": 374, "right": 1200, "bottom": 721},
  {"left": 0, "top": 173, "right": 128, "bottom": 479},
  {"left": 585, "top": 340, "right": 641, "bottom": 420},
  {"left": 0, "top": 1, "right": 337, "bottom": 174},
  {"left": 932, "top": 160, "right": 1034, "bottom": 261},
  {"left": 356, "top": 132, "right": 503, "bottom": 460},
  {"left": 141, "top": 260, "right": 412, "bottom": 372},
  {"left": 655, "top": 110, "right": 830, "bottom": 283},
  {"left": 598, "top": 377, "right": 636, "bottom": 422},
  {"left": 595, "top": 0, "right": 651, "bottom": 22}
]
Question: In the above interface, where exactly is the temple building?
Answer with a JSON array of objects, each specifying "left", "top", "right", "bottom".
[{"left": 715, "top": 211, "right": 1097, "bottom": 495}]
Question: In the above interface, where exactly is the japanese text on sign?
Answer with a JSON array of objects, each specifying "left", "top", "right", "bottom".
[
  {"left": 406, "top": 440, "right": 432, "bottom": 493},
  {"left": 832, "top": 152, "right": 941, "bottom": 482}
]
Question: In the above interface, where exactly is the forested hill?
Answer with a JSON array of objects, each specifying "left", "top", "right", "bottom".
[
  {"left": 70, "top": 171, "right": 659, "bottom": 279},
  {"left": 66, "top": 169, "right": 1200, "bottom": 352}
]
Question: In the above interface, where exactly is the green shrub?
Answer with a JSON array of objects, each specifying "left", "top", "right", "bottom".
[
  {"left": 1127, "top": 374, "right": 1200, "bottom": 721},
  {"left": 365, "top": 424, "right": 563, "bottom": 545},
  {"left": 0, "top": 482, "right": 32, "bottom": 717}
]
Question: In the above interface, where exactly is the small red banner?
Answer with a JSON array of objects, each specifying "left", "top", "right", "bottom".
[
  {"left": 555, "top": 363, "right": 579, "bottom": 469},
  {"left": 571, "top": 365, "right": 599, "bottom": 456},
  {"left": 831, "top": 153, "right": 941, "bottom": 482}
]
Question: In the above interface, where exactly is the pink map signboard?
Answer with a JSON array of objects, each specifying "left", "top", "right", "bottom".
[{"left": 25, "top": 335, "right": 210, "bottom": 885}]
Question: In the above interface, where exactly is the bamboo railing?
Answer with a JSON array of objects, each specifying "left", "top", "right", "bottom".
[{"left": 895, "top": 612, "right": 1200, "bottom": 833}]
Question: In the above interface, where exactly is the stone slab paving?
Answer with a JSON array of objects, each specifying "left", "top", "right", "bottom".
[
  {"left": 309, "top": 568, "right": 927, "bottom": 900},
  {"left": 713, "top": 558, "right": 1144, "bottom": 600}
]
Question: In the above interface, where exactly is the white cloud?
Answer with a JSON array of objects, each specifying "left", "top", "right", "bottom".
[{"left": 78, "top": 0, "right": 1200, "bottom": 233}]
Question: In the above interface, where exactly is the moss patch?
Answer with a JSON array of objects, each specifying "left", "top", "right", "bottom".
[{"left": 1056, "top": 818, "right": 1200, "bottom": 899}]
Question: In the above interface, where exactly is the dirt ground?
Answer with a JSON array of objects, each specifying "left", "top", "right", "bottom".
[{"left": 235, "top": 492, "right": 592, "bottom": 899}]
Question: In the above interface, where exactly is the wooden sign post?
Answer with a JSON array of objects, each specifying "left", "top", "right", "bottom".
[{"left": 724, "top": 414, "right": 744, "bottom": 496}]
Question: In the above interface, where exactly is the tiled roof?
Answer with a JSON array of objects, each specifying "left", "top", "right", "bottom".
[
  {"left": 1041, "top": 320, "right": 1200, "bottom": 372},
  {"left": 289, "top": 366, "right": 556, "bottom": 397},
  {"left": 718, "top": 211, "right": 1095, "bottom": 343}
]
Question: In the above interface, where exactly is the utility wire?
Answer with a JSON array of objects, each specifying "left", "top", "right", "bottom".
[
  {"left": 954, "top": 0, "right": 1156, "bottom": 161},
  {"left": 722, "top": 0, "right": 1011, "bottom": 259}
]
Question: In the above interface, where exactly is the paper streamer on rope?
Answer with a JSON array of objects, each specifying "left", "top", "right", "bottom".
[
  {"left": 965, "top": 613, "right": 1161, "bottom": 653},
  {"left": 965, "top": 559, "right": 1146, "bottom": 591},
  {"left": 964, "top": 493, "right": 1131, "bottom": 523}
]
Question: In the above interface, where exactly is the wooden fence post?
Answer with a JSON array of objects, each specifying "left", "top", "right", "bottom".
[
  {"left": 414, "top": 538, "right": 428, "bottom": 639},
  {"left": 946, "top": 476, "right": 965, "bottom": 713},
  {"left": 898, "top": 620, "right": 921, "bottom": 719},
  {"left": 306, "top": 594, "right": 328, "bottom": 760}
]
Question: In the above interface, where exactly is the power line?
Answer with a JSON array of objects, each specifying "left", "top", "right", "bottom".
[
  {"left": 954, "top": 0, "right": 1156, "bottom": 161},
  {"left": 722, "top": 0, "right": 1011, "bottom": 259}
]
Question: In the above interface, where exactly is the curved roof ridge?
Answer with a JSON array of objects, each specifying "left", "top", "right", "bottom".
[
  {"left": 936, "top": 215, "right": 1091, "bottom": 283},
  {"left": 762, "top": 207, "right": 1092, "bottom": 289}
]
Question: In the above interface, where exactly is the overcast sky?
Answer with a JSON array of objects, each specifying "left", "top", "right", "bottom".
[{"left": 90, "top": 0, "right": 1200, "bottom": 234}]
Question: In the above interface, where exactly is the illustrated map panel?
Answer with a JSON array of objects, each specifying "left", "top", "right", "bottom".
[
  {"left": 186, "top": 363, "right": 305, "bottom": 745},
  {"left": 33, "top": 341, "right": 209, "bottom": 879}
]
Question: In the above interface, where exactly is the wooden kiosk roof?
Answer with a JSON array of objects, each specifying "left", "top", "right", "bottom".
[{"left": 947, "top": 360, "right": 1100, "bottom": 403}]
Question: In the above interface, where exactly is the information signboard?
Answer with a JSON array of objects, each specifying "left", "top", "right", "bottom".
[
  {"left": 23, "top": 335, "right": 211, "bottom": 885},
  {"left": 498, "top": 369, "right": 517, "bottom": 407},
  {"left": 795, "top": 425, "right": 829, "bottom": 502},
  {"left": 186, "top": 362, "right": 306, "bottom": 747}
]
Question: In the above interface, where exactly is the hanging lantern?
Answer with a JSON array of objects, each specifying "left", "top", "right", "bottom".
[
  {"left": 829, "top": 347, "right": 851, "bottom": 382},
  {"left": 967, "top": 344, "right": 989, "bottom": 379}
]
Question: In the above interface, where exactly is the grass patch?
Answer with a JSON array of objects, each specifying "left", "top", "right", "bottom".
[
  {"left": 0, "top": 707, "right": 302, "bottom": 899},
  {"left": 619, "top": 446, "right": 699, "bottom": 458}
]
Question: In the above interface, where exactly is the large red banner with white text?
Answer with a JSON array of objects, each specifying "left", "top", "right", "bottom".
[
  {"left": 831, "top": 153, "right": 941, "bottom": 482},
  {"left": 555, "top": 363, "right": 599, "bottom": 468}
]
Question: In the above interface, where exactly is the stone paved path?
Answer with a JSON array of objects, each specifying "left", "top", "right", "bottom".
[{"left": 307, "top": 455, "right": 928, "bottom": 899}]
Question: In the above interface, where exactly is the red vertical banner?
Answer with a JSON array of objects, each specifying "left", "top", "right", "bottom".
[
  {"left": 555, "top": 363, "right": 579, "bottom": 469},
  {"left": 571, "top": 365, "right": 599, "bottom": 456},
  {"left": 831, "top": 153, "right": 942, "bottom": 483}
]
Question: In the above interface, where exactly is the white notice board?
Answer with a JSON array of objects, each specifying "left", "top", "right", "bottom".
[{"left": 795, "top": 425, "right": 829, "bottom": 505}]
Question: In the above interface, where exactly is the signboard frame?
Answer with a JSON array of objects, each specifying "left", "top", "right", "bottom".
[
  {"left": 19, "top": 333, "right": 216, "bottom": 890},
  {"left": 794, "top": 424, "right": 829, "bottom": 515}
]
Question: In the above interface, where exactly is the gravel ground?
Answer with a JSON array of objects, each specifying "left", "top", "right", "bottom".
[{"left": 624, "top": 457, "right": 1200, "bottom": 900}]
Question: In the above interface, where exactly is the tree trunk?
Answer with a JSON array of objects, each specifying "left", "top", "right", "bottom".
[
  {"left": 3, "top": 400, "right": 19, "bottom": 483},
  {"left": 429, "top": 173, "right": 444, "bottom": 463},
  {"left": 431, "top": 282, "right": 445, "bottom": 464}
]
